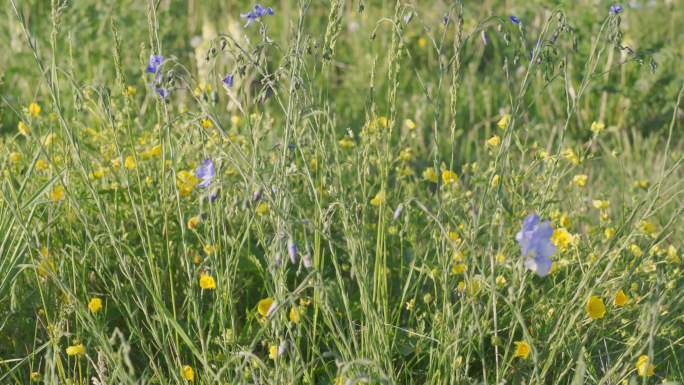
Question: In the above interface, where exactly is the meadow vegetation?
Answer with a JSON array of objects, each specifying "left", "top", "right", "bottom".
[{"left": 1, "top": 0, "right": 683, "bottom": 384}]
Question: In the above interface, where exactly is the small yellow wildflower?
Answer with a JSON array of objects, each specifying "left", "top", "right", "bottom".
[
  {"left": 50, "top": 185, "right": 65, "bottom": 202},
  {"left": 422, "top": 167, "right": 438, "bottom": 183},
  {"left": 491, "top": 174, "right": 500, "bottom": 188},
  {"left": 452, "top": 263, "right": 467, "bottom": 274},
  {"left": 572, "top": 174, "right": 588, "bottom": 188},
  {"left": 399, "top": 148, "right": 412, "bottom": 162},
  {"left": 586, "top": 295, "right": 606, "bottom": 320},
  {"left": 289, "top": 306, "right": 301, "bottom": 324},
  {"left": 513, "top": 341, "right": 531, "bottom": 359},
  {"left": 604, "top": 227, "right": 615, "bottom": 240},
  {"left": 257, "top": 297, "right": 274, "bottom": 318},
  {"left": 34, "top": 159, "right": 50, "bottom": 173},
  {"left": 636, "top": 355, "right": 655, "bottom": 377},
  {"left": 441, "top": 170, "right": 458, "bottom": 185},
  {"left": 404, "top": 119, "right": 416, "bottom": 130},
  {"left": 88, "top": 297, "right": 103, "bottom": 314},
  {"left": 18, "top": 121, "right": 30, "bottom": 136},
  {"left": 28, "top": 102, "right": 42, "bottom": 118},
  {"left": 65, "top": 344, "right": 85, "bottom": 356},
  {"left": 562, "top": 148, "right": 580, "bottom": 165},
  {"left": 142, "top": 144, "right": 162, "bottom": 159},
  {"left": 126, "top": 85, "right": 137, "bottom": 96},
  {"left": 486, "top": 135, "right": 501, "bottom": 148},
  {"left": 339, "top": 137, "right": 355, "bottom": 149},
  {"left": 551, "top": 228, "right": 574, "bottom": 251},
  {"left": 199, "top": 273, "right": 216, "bottom": 290},
  {"left": 639, "top": 221, "right": 657, "bottom": 237},
  {"left": 91, "top": 167, "right": 105, "bottom": 179},
  {"left": 590, "top": 121, "right": 605, "bottom": 135},
  {"left": 666, "top": 245, "right": 680, "bottom": 264},
  {"left": 203, "top": 244, "right": 216, "bottom": 255},
  {"left": 176, "top": 170, "right": 198, "bottom": 197},
  {"left": 9, "top": 152, "right": 22, "bottom": 164},
  {"left": 592, "top": 200, "right": 610, "bottom": 210},
  {"left": 629, "top": 244, "right": 643, "bottom": 258},
  {"left": 181, "top": 365, "right": 194, "bottom": 381},
  {"left": 370, "top": 190, "right": 386, "bottom": 207},
  {"left": 613, "top": 290, "right": 629, "bottom": 307},
  {"left": 201, "top": 118, "right": 213, "bottom": 129},
  {"left": 495, "top": 275, "right": 507, "bottom": 287},
  {"left": 187, "top": 216, "right": 201, "bottom": 230},
  {"left": 418, "top": 37, "right": 427, "bottom": 48},
  {"left": 634, "top": 179, "right": 650, "bottom": 190},
  {"left": 124, "top": 156, "right": 136, "bottom": 170},
  {"left": 269, "top": 344, "right": 279, "bottom": 360},
  {"left": 30, "top": 372, "right": 40, "bottom": 381},
  {"left": 255, "top": 202, "right": 269, "bottom": 215},
  {"left": 111, "top": 158, "right": 121, "bottom": 169},
  {"left": 497, "top": 114, "right": 511, "bottom": 129}
]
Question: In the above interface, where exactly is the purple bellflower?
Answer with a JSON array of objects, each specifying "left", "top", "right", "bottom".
[
  {"left": 241, "top": 4, "right": 274, "bottom": 27},
  {"left": 146, "top": 55, "right": 164, "bottom": 74},
  {"left": 609, "top": 4, "right": 624, "bottom": 14},
  {"left": 509, "top": 15, "right": 521, "bottom": 25},
  {"left": 195, "top": 159, "right": 215, "bottom": 188},
  {"left": 222, "top": 73, "right": 234, "bottom": 88},
  {"left": 516, "top": 213, "right": 556, "bottom": 277}
]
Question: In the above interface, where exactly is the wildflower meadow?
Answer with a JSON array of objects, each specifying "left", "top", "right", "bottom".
[{"left": 1, "top": 1, "right": 684, "bottom": 384}]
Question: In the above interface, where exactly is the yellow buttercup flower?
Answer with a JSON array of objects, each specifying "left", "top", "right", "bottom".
[
  {"left": 639, "top": 221, "right": 657, "bottom": 237},
  {"left": 486, "top": 135, "right": 501, "bottom": 148},
  {"left": 269, "top": 345, "right": 279, "bottom": 359},
  {"left": 592, "top": 200, "right": 610, "bottom": 210},
  {"left": 590, "top": 121, "right": 605, "bottom": 135},
  {"left": 36, "top": 159, "right": 49, "bottom": 171},
  {"left": 289, "top": 306, "right": 301, "bottom": 324},
  {"left": 65, "top": 344, "right": 85, "bottom": 356},
  {"left": 257, "top": 297, "right": 274, "bottom": 318},
  {"left": 452, "top": 263, "right": 467, "bottom": 274},
  {"left": 126, "top": 85, "right": 137, "bottom": 96},
  {"left": 30, "top": 372, "right": 40, "bottom": 381},
  {"left": 176, "top": 170, "right": 198, "bottom": 197},
  {"left": 199, "top": 273, "right": 216, "bottom": 290},
  {"left": 404, "top": 119, "right": 416, "bottom": 130},
  {"left": 18, "top": 121, "right": 30, "bottom": 136},
  {"left": 636, "top": 355, "right": 655, "bottom": 377},
  {"left": 255, "top": 202, "right": 269, "bottom": 215},
  {"left": 422, "top": 167, "right": 438, "bottom": 183},
  {"left": 339, "top": 137, "right": 355, "bottom": 149},
  {"left": 572, "top": 174, "right": 588, "bottom": 188},
  {"left": 497, "top": 114, "right": 511, "bottom": 129},
  {"left": 201, "top": 118, "right": 213, "bottom": 129},
  {"left": 604, "top": 227, "right": 615, "bottom": 240},
  {"left": 370, "top": 190, "right": 386, "bottom": 207},
  {"left": 50, "top": 185, "right": 65, "bottom": 202},
  {"left": 562, "top": 148, "right": 580, "bottom": 165},
  {"left": 586, "top": 295, "right": 606, "bottom": 320},
  {"left": 613, "top": 290, "right": 629, "bottom": 307},
  {"left": 124, "top": 156, "right": 137, "bottom": 170},
  {"left": 28, "top": 102, "right": 42, "bottom": 118},
  {"left": 513, "top": 341, "right": 531, "bottom": 359},
  {"left": 418, "top": 37, "right": 427, "bottom": 48},
  {"left": 88, "top": 297, "right": 103, "bottom": 314},
  {"left": 551, "top": 228, "right": 574, "bottom": 251},
  {"left": 181, "top": 365, "right": 195, "bottom": 381},
  {"left": 187, "top": 216, "right": 201, "bottom": 230},
  {"left": 9, "top": 152, "right": 22, "bottom": 164},
  {"left": 629, "top": 244, "right": 643, "bottom": 258},
  {"left": 441, "top": 170, "right": 458, "bottom": 185},
  {"left": 142, "top": 144, "right": 162, "bottom": 159}
]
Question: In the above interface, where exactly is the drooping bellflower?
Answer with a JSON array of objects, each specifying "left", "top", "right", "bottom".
[
  {"left": 195, "top": 159, "right": 215, "bottom": 188},
  {"left": 241, "top": 4, "right": 274, "bottom": 27},
  {"left": 516, "top": 213, "right": 556, "bottom": 277}
]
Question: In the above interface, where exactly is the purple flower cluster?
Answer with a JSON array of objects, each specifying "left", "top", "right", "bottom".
[
  {"left": 146, "top": 54, "right": 168, "bottom": 100},
  {"left": 516, "top": 213, "right": 556, "bottom": 277},
  {"left": 241, "top": 4, "right": 274, "bottom": 27},
  {"left": 609, "top": 4, "right": 624, "bottom": 14}
]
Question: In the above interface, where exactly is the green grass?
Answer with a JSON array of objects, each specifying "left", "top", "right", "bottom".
[{"left": 1, "top": 1, "right": 684, "bottom": 384}]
